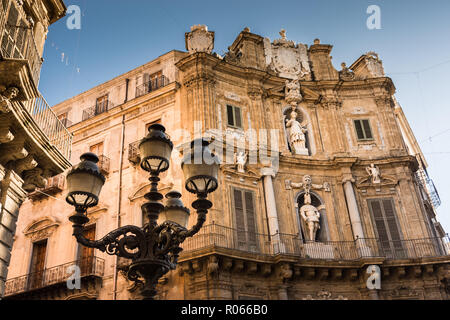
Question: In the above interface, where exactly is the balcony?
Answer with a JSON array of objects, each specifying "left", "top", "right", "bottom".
[
  {"left": 23, "top": 94, "right": 73, "bottom": 160},
  {"left": 98, "top": 155, "right": 110, "bottom": 175},
  {"left": 0, "top": 21, "right": 42, "bottom": 99},
  {"left": 135, "top": 75, "right": 169, "bottom": 98},
  {"left": 28, "top": 174, "right": 65, "bottom": 201},
  {"left": 3, "top": 256, "right": 105, "bottom": 298},
  {"left": 128, "top": 140, "right": 140, "bottom": 165},
  {"left": 180, "top": 224, "right": 450, "bottom": 261},
  {"left": 416, "top": 169, "right": 441, "bottom": 208},
  {"left": 82, "top": 100, "right": 115, "bottom": 121}
]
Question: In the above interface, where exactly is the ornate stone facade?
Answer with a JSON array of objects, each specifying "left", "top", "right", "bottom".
[{"left": 3, "top": 25, "right": 449, "bottom": 300}]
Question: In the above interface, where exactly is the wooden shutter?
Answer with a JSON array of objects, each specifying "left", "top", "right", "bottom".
[
  {"left": 234, "top": 107, "right": 242, "bottom": 128},
  {"left": 227, "top": 105, "right": 234, "bottom": 127},
  {"left": 368, "top": 198, "right": 403, "bottom": 257},
  {"left": 232, "top": 188, "right": 258, "bottom": 251},
  {"left": 234, "top": 188, "right": 246, "bottom": 245},
  {"left": 80, "top": 226, "right": 96, "bottom": 275},
  {"left": 29, "top": 240, "right": 47, "bottom": 289},
  {"left": 245, "top": 191, "right": 257, "bottom": 246},
  {"left": 362, "top": 120, "right": 373, "bottom": 139},
  {"left": 354, "top": 120, "right": 365, "bottom": 140}
]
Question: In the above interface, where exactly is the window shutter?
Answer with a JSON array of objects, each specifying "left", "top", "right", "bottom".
[
  {"left": 233, "top": 189, "right": 246, "bottom": 244},
  {"left": 234, "top": 107, "right": 242, "bottom": 128},
  {"left": 244, "top": 191, "right": 257, "bottom": 246},
  {"left": 369, "top": 200, "right": 390, "bottom": 244},
  {"left": 354, "top": 120, "right": 365, "bottom": 140},
  {"left": 362, "top": 120, "right": 373, "bottom": 139},
  {"left": 227, "top": 105, "right": 234, "bottom": 127}
]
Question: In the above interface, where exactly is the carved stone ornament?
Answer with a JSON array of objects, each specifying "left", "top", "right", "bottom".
[
  {"left": 23, "top": 217, "right": 60, "bottom": 241},
  {"left": 263, "top": 29, "right": 311, "bottom": 79},
  {"left": 285, "top": 175, "right": 331, "bottom": 193},
  {"left": 285, "top": 79, "right": 302, "bottom": 106},
  {"left": 0, "top": 87, "right": 19, "bottom": 113},
  {"left": 234, "top": 151, "right": 248, "bottom": 173},
  {"left": 22, "top": 167, "right": 47, "bottom": 192},
  {"left": 365, "top": 52, "right": 385, "bottom": 77},
  {"left": 185, "top": 25, "right": 215, "bottom": 54},
  {"left": 366, "top": 163, "right": 381, "bottom": 184},
  {"left": 339, "top": 62, "right": 355, "bottom": 81},
  {"left": 302, "top": 290, "right": 348, "bottom": 300}
]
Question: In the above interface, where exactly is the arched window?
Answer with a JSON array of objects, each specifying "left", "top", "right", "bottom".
[{"left": 296, "top": 191, "right": 330, "bottom": 242}]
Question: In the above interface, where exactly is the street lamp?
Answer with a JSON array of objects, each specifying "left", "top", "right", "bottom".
[{"left": 65, "top": 124, "right": 219, "bottom": 300}]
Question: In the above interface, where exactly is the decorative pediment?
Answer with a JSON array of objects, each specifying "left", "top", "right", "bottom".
[
  {"left": 357, "top": 174, "right": 398, "bottom": 188},
  {"left": 23, "top": 216, "right": 60, "bottom": 241},
  {"left": 221, "top": 164, "right": 261, "bottom": 180}
]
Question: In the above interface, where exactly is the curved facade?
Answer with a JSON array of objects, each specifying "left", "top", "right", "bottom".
[{"left": 3, "top": 26, "right": 449, "bottom": 300}]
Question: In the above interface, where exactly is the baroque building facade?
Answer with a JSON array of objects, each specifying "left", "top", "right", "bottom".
[
  {"left": 3, "top": 25, "right": 449, "bottom": 300},
  {"left": 0, "top": 0, "right": 71, "bottom": 297}
]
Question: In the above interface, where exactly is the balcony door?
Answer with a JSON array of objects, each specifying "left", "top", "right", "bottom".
[
  {"left": 368, "top": 198, "right": 405, "bottom": 259},
  {"left": 232, "top": 187, "right": 258, "bottom": 252},
  {"left": 95, "top": 95, "right": 108, "bottom": 114},
  {"left": 79, "top": 225, "right": 96, "bottom": 275},
  {"left": 28, "top": 240, "right": 47, "bottom": 290}
]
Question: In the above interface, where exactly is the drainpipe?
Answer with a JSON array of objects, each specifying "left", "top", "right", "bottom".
[{"left": 113, "top": 114, "right": 126, "bottom": 300}]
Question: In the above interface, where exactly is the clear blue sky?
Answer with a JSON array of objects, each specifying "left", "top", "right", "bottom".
[{"left": 39, "top": 0, "right": 450, "bottom": 233}]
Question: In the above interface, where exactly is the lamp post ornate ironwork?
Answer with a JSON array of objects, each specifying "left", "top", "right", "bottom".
[{"left": 65, "top": 124, "right": 219, "bottom": 300}]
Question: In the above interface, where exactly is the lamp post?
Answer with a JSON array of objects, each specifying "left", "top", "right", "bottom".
[{"left": 65, "top": 124, "right": 219, "bottom": 300}]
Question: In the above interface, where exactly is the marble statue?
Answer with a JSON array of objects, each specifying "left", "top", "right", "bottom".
[
  {"left": 285, "top": 108, "right": 308, "bottom": 155},
  {"left": 366, "top": 164, "right": 381, "bottom": 184},
  {"left": 234, "top": 151, "right": 248, "bottom": 173},
  {"left": 300, "top": 191, "right": 321, "bottom": 242}
]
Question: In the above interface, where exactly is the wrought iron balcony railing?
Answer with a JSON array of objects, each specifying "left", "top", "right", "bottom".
[
  {"left": 181, "top": 224, "right": 450, "bottom": 261},
  {"left": 4, "top": 256, "right": 105, "bottom": 297},
  {"left": 82, "top": 100, "right": 115, "bottom": 121},
  {"left": 416, "top": 168, "right": 441, "bottom": 208},
  {"left": 1, "top": 23, "right": 42, "bottom": 86},
  {"left": 22, "top": 94, "right": 73, "bottom": 160},
  {"left": 135, "top": 75, "right": 169, "bottom": 98},
  {"left": 28, "top": 173, "right": 65, "bottom": 201}
]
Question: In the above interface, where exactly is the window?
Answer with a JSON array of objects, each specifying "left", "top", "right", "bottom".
[
  {"left": 29, "top": 240, "right": 47, "bottom": 289},
  {"left": 353, "top": 119, "right": 373, "bottom": 141},
  {"left": 89, "top": 142, "right": 104, "bottom": 156},
  {"left": 231, "top": 187, "right": 257, "bottom": 251},
  {"left": 95, "top": 95, "right": 109, "bottom": 114},
  {"left": 227, "top": 105, "right": 243, "bottom": 129},
  {"left": 367, "top": 198, "right": 405, "bottom": 258}
]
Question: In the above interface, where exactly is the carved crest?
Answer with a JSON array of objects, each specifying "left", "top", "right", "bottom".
[
  {"left": 263, "top": 29, "right": 311, "bottom": 79},
  {"left": 185, "top": 25, "right": 215, "bottom": 54}
]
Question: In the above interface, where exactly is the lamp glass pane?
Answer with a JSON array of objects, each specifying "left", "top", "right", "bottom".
[
  {"left": 67, "top": 172, "right": 104, "bottom": 199},
  {"left": 158, "top": 209, "right": 189, "bottom": 229}
]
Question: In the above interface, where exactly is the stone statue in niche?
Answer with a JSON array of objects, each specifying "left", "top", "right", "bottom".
[
  {"left": 234, "top": 151, "right": 248, "bottom": 173},
  {"left": 299, "top": 192, "right": 321, "bottom": 242},
  {"left": 285, "top": 108, "right": 308, "bottom": 155},
  {"left": 366, "top": 163, "right": 381, "bottom": 184},
  {"left": 0, "top": 87, "right": 19, "bottom": 113},
  {"left": 185, "top": 25, "right": 215, "bottom": 54}
]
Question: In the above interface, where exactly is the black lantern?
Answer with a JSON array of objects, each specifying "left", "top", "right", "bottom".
[{"left": 65, "top": 126, "right": 218, "bottom": 300}]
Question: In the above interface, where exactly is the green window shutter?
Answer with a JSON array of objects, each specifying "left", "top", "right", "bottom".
[
  {"left": 233, "top": 188, "right": 246, "bottom": 244},
  {"left": 227, "top": 105, "right": 234, "bottom": 127},
  {"left": 234, "top": 106, "right": 242, "bottom": 128},
  {"left": 369, "top": 200, "right": 390, "bottom": 243},
  {"left": 244, "top": 191, "right": 257, "bottom": 246},
  {"left": 362, "top": 120, "right": 373, "bottom": 139},
  {"left": 354, "top": 120, "right": 365, "bottom": 140}
]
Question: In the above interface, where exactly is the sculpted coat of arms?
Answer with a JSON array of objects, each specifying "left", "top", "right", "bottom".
[
  {"left": 185, "top": 25, "right": 215, "bottom": 54},
  {"left": 263, "top": 29, "right": 311, "bottom": 79}
]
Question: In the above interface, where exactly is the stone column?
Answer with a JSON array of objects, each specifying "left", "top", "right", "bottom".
[
  {"left": 342, "top": 177, "right": 365, "bottom": 240},
  {"left": 260, "top": 167, "right": 283, "bottom": 253},
  {"left": 0, "top": 165, "right": 26, "bottom": 298}
]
